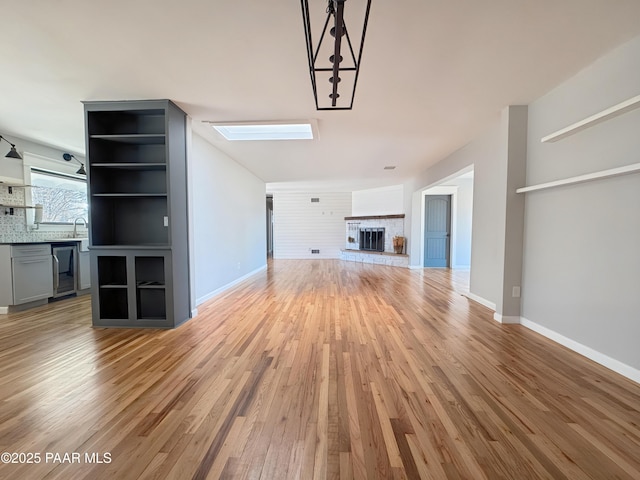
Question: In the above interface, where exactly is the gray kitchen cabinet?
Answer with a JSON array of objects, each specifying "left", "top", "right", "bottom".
[
  {"left": 84, "top": 100, "right": 190, "bottom": 328},
  {"left": 0, "top": 246, "right": 12, "bottom": 308},
  {"left": 78, "top": 250, "right": 91, "bottom": 291},
  {"left": 10, "top": 244, "right": 53, "bottom": 305}
]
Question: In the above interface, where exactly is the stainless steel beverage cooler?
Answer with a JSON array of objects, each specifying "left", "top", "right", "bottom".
[{"left": 52, "top": 245, "right": 77, "bottom": 298}]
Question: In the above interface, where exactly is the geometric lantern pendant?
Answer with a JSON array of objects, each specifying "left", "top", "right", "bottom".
[{"left": 300, "top": 0, "right": 373, "bottom": 110}]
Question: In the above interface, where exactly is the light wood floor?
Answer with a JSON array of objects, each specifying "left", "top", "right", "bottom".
[{"left": 0, "top": 260, "right": 639, "bottom": 479}]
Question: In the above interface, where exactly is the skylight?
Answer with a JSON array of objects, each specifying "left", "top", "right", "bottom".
[{"left": 209, "top": 122, "right": 314, "bottom": 141}]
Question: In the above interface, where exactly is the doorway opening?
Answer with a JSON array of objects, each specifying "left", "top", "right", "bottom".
[
  {"left": 420, "top": 167, "right": 474, "bottom": 271},
  {"left": 266, "top": 195, "right": 273, "bottom": 258}
]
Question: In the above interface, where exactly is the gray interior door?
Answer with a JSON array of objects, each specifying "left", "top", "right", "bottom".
[{"left": 424, "top": 195, "right": 451, "bottom": 267}]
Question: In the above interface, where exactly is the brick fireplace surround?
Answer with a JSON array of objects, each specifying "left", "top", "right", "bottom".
[{"left": 340, "top": 214, "right": 409, "bottom": 268}]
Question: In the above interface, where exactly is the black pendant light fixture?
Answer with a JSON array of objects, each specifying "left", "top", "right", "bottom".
[
  {"left": 0, "top": 135, "right": 22, "bottom": 159},
  {"left": 300, "top": 0, "right": 372, "bottom": 110},
  {"left": 63, "top": 153, "right": 87, "bottom": 175}
]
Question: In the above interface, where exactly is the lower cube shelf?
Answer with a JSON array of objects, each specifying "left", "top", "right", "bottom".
[
  {"left": 91, "top": 249, "right": 183, "bottom": 328},
  {"left": 90, "top": 247, "right": 190, "bottom": 328},
  {"left": 137, "top": 288, "right": 166, "bottom": 320},
  {"left": 98, "top": 288, "right": 128, "bottom": 320}
]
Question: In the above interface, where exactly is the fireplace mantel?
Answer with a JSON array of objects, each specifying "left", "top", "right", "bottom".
[
  {"left": 342, "top": 249, "right": 408, "bottom": 258},
  {"left": 344, "top": 214, "right": 405, "bottom": 220}
]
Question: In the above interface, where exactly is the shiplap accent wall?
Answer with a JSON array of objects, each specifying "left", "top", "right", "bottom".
[{"left": 273, "top": 192, "right": 352, "bottom": 259}]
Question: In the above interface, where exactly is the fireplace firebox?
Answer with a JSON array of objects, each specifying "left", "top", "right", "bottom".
[{"left": 360, "top": 228, "right": 385, "bottom": 252}]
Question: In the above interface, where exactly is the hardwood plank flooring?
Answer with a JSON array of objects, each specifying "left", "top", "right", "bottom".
[{"left": 0, "top": 259, "right": 639, "bottom": 479}]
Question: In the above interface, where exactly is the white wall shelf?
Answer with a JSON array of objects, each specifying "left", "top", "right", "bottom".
[
  {"left": 516, "top": 162, "right": 640, "bottom": 194},
  {"left": 0, "top": 182, "right": 26, "bottom": 187},
  {"left": 0, "top": 182, "right": 33, "bottom": 194},
  {"left": 540, "top": 94, "right": 640, "bottom": 143}
]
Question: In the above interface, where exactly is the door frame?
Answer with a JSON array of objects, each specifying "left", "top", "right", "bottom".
[
  {"left": 420, "top": 186, "right": 458, "bottom": 268},
  {"left": 266, "top": 195, "right": 274, "bottom": 257}
]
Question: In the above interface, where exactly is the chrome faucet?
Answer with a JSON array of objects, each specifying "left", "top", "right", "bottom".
[{"left": 73, "top": 218, "right": 87, "bottom": 238}]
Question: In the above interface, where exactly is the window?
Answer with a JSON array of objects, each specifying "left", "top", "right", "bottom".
[{"left": 31, "top": 169, "right": 88, "bottom": 223}]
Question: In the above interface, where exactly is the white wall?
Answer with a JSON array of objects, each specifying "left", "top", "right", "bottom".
[
  {"left": 0, "top": 134, "right": 82, "bottom": 182},
  {"left": 410, "top": 122, "right": 503, "bottom": 306},
  {"left": 190, "top": 133, "right": 267, "bottom": 305},
  {"left": 521, "top": 35, "right": 640, "bottom": 373},
  {"left": 352, "top": 184, "right": 403, "bottom": 216},
  {"left": 454, "top": 179, "right": 473, "bottom": 268},
  {"left": 273, "top": 192, "right": 351, "bottom": 259},
  {"left": 408, "top": 34, "right": 640, "bottom": 379}
]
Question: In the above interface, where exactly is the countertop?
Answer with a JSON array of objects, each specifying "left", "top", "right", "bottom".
[{"left": 0, "top": 238, "right": 88, "bottom": 246}]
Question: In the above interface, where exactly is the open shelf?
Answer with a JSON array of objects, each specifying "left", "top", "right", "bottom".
[
  {"left": 137, "top": 289, "right": 166, "bottom": 320},
  {"left": 92, "top": 193, "right": 167, "bottom": 198},
  {"left": 97, "top": 255, "right": 128, "bottom": 320},
  {"left": 516, "top": 162, "right": 640, "bottom": 194},
  {"left": 0, "top": 182, "right": 33, "bottom": 194},
  {"left": 135, "top": 256, "right": 165, "bottom": 285},
  {"left": 91, "top": 163, "right": 166, "bottom": 169},
  {"left": 90, "top": 164, "right": 167, "bottom": 194},
  {"left": 91, "top": 196, "right": 168, "bottom": 246},
  {"left": 97, "top": 256, "right": 127, "bottom": 286},
  {"left": 90, "top": 134, "right": 166, "bottom": 144},
  {"left": 0, "top": 182, "right": 29, "bottom": 187},
  {"left": 88, "top": 140, "right": 166, "bottom": 164},
  {"left": 99, "top": 289, "right": 129, "bottom": 320},
  {"left": 135, "top": 256, "right": 166, "bottom": 320},
  {"left": 86, "top": 99, "right": 189, "bottom": 328},
  {"left": 87, "top": 109, "right": 165, "bottom": 135},
  {"left": 541, "top": 94, "right": 640, "bottom": 143},
  {"left": 0, "top": 204, "right": 36, "bottom": 208}
]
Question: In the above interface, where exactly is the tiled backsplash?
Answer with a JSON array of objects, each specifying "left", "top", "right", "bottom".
[{"left": 0, "top": 185, "right": 79, "bottom": 243}]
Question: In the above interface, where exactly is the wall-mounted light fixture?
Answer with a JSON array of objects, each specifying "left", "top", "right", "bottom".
[
  {"left": 300, "top": 0, "right": 372, "bottom": 110},
  {"left": 0, "top": 135, "right": 22, "bottom": 159},
  {"left": 63, "top": 153, "right": 86, "bottom": 175}
]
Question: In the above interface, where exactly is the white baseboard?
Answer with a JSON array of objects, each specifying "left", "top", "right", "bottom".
[
  {"left": 462, "top": 292, "right": 496, "bottom": 311},
  {"left": 520, "top": 317, "right": 640, "bottom": 385},
  {"left": 190, "top": 308, "right": 199, "bottom": 318},
  {"left": 493, "top": 313, "right": 521, "bottom": 324},
  {"left": 196, "top": 264, "right": 267, "bottom": 306},
  {"left": 0, "top": 306, "right": 8, "bottom": 315}
]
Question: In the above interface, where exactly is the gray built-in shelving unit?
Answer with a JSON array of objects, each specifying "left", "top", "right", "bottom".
[{"left": 84, "top": 99, "right": 190, "bottom": 328}]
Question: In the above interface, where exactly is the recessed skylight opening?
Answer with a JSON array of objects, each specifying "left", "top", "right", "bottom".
[{"left": 208, "top": 121, "right": 315, "bottom": 141}]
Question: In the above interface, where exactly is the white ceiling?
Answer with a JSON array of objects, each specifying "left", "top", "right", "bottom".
[{"left": 2, "top": 0, "right": 640, "bottom": 191}]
